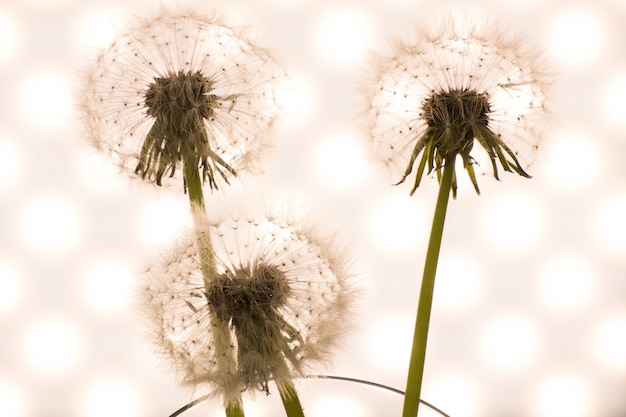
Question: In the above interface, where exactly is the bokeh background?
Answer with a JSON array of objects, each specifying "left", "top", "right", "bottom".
[{"left": 1, "top": 0, "right": 626, "bottom": 416}]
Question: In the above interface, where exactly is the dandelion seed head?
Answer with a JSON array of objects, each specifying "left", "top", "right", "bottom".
[
  {"left": 365, "top": 16, "right": 552, "bottom": 196},
  {"left": 141, "top": 207, "right": 356, "bottom": 403},
  {"left": 80, "top": 9, "right": 284, "bottom": 191}
]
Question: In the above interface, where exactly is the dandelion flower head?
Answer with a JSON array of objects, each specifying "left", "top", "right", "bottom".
[
  {"left": 80, "top": 9, "right": 284, "bottom": 190},
  {"left": 142, "top": 208, "right": 355, "bottom": 403},
  {"left": 366, "top": 16, "right": 551, "bottom": 196}
]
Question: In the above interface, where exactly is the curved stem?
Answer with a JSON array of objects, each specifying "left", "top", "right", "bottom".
[
  {"left": 308, "top": 375, "right": 450, "bottom": 417},
  {"left": 183, "top": 154, "right": 245, "bottom": 417},
  {"left": 169, "top": 394, "right": 210, "bottom": 417},
  {"left": 402, "top": 159, "right": 456, "bottom": 417},
  {"left": 169, "top": 375, "right": 452, "bottom": 417}
]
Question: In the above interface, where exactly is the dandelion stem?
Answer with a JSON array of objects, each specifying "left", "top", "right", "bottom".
[
  {"left": 182, "top": 152, "right": 245, "bottom": 417},
  {"left": 402, "top": 158, "right": 455, "bottom": 417},
  {"left": 278, "top": 381, "right": 306, "bottom": 417},
  {"left": 225, "top": 401, "right": 246, "bottom": 417}
]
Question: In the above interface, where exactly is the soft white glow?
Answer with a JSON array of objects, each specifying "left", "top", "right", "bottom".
[
  {"left": 476, "top": 313, "right": 539, "bottom": 373},
  {"left": 274, "top": 75, "right": 316, "bottom": 126},
  {"left": 535, "top": 254, "right": 594, "bottom": 314},
  {"left": 17, "top": 192, "right": 83, "bottom": 257},
  {"left": 74, "top": 7, "right": 122, "bottom": 49},
  {"left": 600, "top": 72, "right": 626, "bottom": 130},
  {"left": 480, "top": 192, "right": 544, "bottom": 255},
  {"left": 0, "top": 7, "right": 19, "bottom": 67},
  {"left": 312, "top": 131, "right": 368, "bottom": 191},
  {"left": 18, "top": 70, "right": 73, "bottom": 130},
  {"left": 434, "top": 254, "right": 483, "bottom": 314},
  {"left": 0, "top": 133, "right": 24, "bottom": 194},
  {"left": 0, "top": 378, "right": 25, "bottom": 417},
  {"left": 531, "top": 372, "right": 593, "bottom": 417},
  {"left": 548, "top": 8, "right": 607, "bottom": 67},
  {"left": 74, "top": 149, "right": 126, "bottom": 194},
  {"left": 313, "top": 7, "right": 372, "bottom": 67},
  {"left": 428, "top": 372, "right": 481, "bottom": 417},
  {"left": 80, "top": 256, "right": 133, "bottom": 314},
  {"left": 21, "top": 316, "right": 83, "bottom": 375},
  {"left": 308, "top": 395, "right": 368, "bottom": 417},
  {"left": 79, "top": 375, "right": 142, "bottom": 417},
  {"left": 22, "top": 0, "right": 68, "bottom": 6},
  {"left": 590, "top": 312, "right": 626, "bottom": 373},
  {"left": 134, "top": 195, "right": 191, "bottom": 248},
  {"left": 542, "top": 130, "right": 601, "bottom": 192},
  {"left": 366, "top": 314, "right": 413, "bottom": 371},
  {"left": 591, "top": 191, "right": 626, "bottom": 254},
  {"left": 0, "top": 260, "right": 23, "bottom": 316},
  {"left": 366, "top": 194, "right": 427, "bottom": 256}
]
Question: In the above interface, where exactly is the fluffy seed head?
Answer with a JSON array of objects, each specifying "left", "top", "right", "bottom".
[
  {"left": 142, "top": 208, "right": 356, "bottom": 403},
  {"left": 365, "top": 16, "right": 552, "bottom": 196},
  {"left": 80, "top": 9, "right": 284, "bottom": 190}
]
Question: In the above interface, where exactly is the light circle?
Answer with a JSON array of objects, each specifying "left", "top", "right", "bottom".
[
  {"left": 542, "top": 130, "right": 601, "bottom": 192},
  {"left": 591, "top": 191, "right": 626, "bottom": 254},
  {"left": 308, "top": 396, "right": 368, "bottom": 417},
  {"left": 589, "top": 312, "right": 626, "bottom": 374},
  {"left": 480, "top": 192, "right": 544, "bottom": 255},
  {"left": 79, "top": 375, "right": 143, "bottom": 417},
  {"left": 366, "top": 195, "right": 428, "bottom": 257},
  {"left": 18, "top": 71, "right": 73, "bottom": 130},
  {"left": 429, "top": 372, "right": 482, "bottom": 417},
  {"left": 0, "top": 260, "right": 23, "bottom": 316},
  {"left": 365, "top": 314, "right": 413, "bottom": 371},
  {"left": 313, "top": 7, "right": 372, "bottom": 67},
  {"left": 21, "top": 316, "right": 83, "bottom": 376},
  {"left": 476, "top": 312, "right": 539, "bottom": 373},
  {"left": 0, "top": 7, "right": 19, "bottom": 67},
  {"left": 530, "top": 372, "right": 593, "bottom": 417},
  {"left": 548, "top": 8, "right": 606, "bottom": 67},
  {"left": 134, "top": 195, "right": 190, "bottom": 248},
  {"left": 17, "top": 192, "right": 83, "bottom": 257},
  {"left": 0, "top": 378, "right": 25, "bottom": 417},
  {"left": 600, "top": 72, "right": 626, "bottom": 131},
  {"left": 73, "top": 7, "right": 122, "bottom": 50},
  {"left": 535, "top": 254, "right": 594, "bottom": 314},
  {"left": 312, "top": 131, "right": 368, "bottom": 191},
  {"left": 434, "top": 254, "right": 483, "bottom": 314},
  {"left": 80, "top": 256, "right": 133, "bottom": 314},
  {"left": 0, "top": 133, "right": 24, "bottom": 194}
]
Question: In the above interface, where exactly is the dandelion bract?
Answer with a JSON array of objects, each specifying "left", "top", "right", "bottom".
[
  {"left": 366, "top": 16, "right": 551, "bottom": 196},
  {"left": 80, "top": 9, "right": 284, "bottom": 190},
  {"left": 142, "top": 208, "right": 355, "bottom": 404}
]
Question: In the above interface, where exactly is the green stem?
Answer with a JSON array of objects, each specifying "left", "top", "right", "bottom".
[
  {"left": 402, "top": 158, "right": 456, "bottom": 417},
  {"left": 183, "top": 154, "right": 245, "bottom": 417},
  {"left": 225, "top": 402, "right": 245, "bottom": 417},
  {"left": 278, "top": 381, "right": 306, "bottom": 417}
]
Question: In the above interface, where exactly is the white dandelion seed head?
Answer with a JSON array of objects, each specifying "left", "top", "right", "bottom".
[
  {"left": 79, "top": 8, "right": 285, "bottom": 191},
  {"left": 365, "top": 15, "right": 552, "bottom": 195},
  {"left": 141, "top": 205, "right": 356, "bottom": 404}
]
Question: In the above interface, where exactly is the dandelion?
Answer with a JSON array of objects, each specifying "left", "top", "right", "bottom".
[
  {"left": 366, "top": 16, "right": 551, "bottom": 197},
  {"left": 364, "top": 16, "right": 552, "bottom": 417},
  {"left": 80, "top": 9, "right": 283, "bottom": 191},
  {"left": 142, "top": 207, "right": 355, "bottom": 413}
]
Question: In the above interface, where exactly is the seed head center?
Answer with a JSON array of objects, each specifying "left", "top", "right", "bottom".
[
  {"left": 144, "top": 71, "right": 216, "bottom": 124},
  {"left": 423, "top": 89, "right": 490, "bottom": 156},
  {"left": 207, "top": 264, "right": 291, "bottom": 321}
]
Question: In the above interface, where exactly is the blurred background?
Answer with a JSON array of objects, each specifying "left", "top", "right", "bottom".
[{"left": 1, "top": 0, "right": 625, "bottom": 416}]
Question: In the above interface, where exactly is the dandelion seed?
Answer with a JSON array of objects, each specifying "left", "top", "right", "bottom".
[
  {"left": 365, "top": 16, "right": 551, "bottom": 197},
  {"left": 142, "top": 208, "right": 355, "bottom": 405},
  {"left": 80, "top": 9, "right": 284, "bottom": 191}
]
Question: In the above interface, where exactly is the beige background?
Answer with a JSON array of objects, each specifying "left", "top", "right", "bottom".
[{"left": 1, "top": 0, "right": 625, "bottom": 416}]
